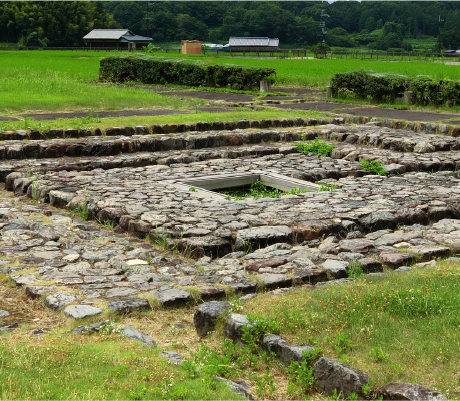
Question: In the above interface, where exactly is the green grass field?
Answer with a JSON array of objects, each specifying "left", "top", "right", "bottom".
[
  {"left": 3, "top": 50, "right": 460, "bottom": 116},
  {"left": 0, "top": 51, "right": 199, "bottom": 114}
]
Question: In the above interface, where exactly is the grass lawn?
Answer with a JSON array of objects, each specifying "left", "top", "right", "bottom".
[
  {"left": 0, "top": 109, "right": 328, "bottom": 133},
  {"left": 0, "top": 51, "right": 200, "bottom": 114},
  {"left": 3, "top": 50, "right": 460, "bottom": 116},
  {"left": 0, "top": 331, "right": 245, "bottom": 400},
  {"left": 239, "top": 260, "right": 460, "bottom": 399}
]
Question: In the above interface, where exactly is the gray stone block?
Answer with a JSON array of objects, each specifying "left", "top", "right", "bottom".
[
  {"left": 313, "top": 357, "right": 369, "bottom": 398},
  {"left": 63, "top": 305, "right": 103, "bottom": 319},
  {"left": 108, "top": 298, "right": 151, "bottom": 314},
  {"left": 194, "top": 301, "right": 231, "bottom": 336},
  {"left": 260, "top": 334, "right": 316, "bottom": 366},
  {"left": 378, "top": 382, "right": 448, "bottom": 401}
]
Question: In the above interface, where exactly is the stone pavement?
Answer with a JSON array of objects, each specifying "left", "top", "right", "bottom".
[{"left": 1, "top": 116, "right": 460, "bottom": 318}]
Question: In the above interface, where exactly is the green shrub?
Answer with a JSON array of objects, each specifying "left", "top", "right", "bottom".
[
  {"left": 295, "top": 137, "right": 335, "bottom": 157},
  {"left": 330, "top": 70, "right": 406, "bottom": 102},
  {"left": 330, "top": 70, "right": 460, "bottom": 106},
  {"left": 99, "top": 54, "right": 275, "bottom": 90},
  {"left": 359, "top": 159, "right": 389, "bottom": 176}
]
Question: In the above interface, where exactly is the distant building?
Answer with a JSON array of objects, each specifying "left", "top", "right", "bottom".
[
  {"left": 228, "top": 37, "right": 279, "bottom": 52},
  {"left": 83, "top": 29, "right": 152, "bottom": 50},
  {"left": 181, "top": 40, "right": 202, "bottom": 54}
]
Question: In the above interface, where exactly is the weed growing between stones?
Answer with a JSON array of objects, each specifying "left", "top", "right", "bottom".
[
  {"left": 149, "top": 228, "right": 185, "bottom": 253},
  {"left": 219, "top": 179, "right": 308, "bottom": 200},
  {"left": 295, "top": 136, "right": 335, "bottom": 157},
  {"left": 242, "top": 315, "right": 281, "bottom": 350},
  {"left": 347, "top": 262, "right": 365, "bottom": 279},
  {"left": 70, "top": 202, "right": 89, "bottom": 220},
  {"left": 287, "top": 348, "right": 322, "bottom": 398},
  {"left": 359, "top": 159, "right": 389, "bottom": 176},
  {"left": 95, "top": 218, "right": 115, "bottom": 232},
  {"left": 241, "top": 240, "right": 253, "bottom": 254},
  {"left": 317, "top": 183, "right": 337, "bottom": 192}
]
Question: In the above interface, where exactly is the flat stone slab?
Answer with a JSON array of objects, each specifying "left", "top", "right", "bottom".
[
  {"left": 151, "top": 288, "right": 192, "bottom": 307},
  {"left": 380, "top": 252, "right": 416, "bottom": 267},
  {"left": 63, "top": 305, "right": 103, "bottom": 319},
  {"left": 0, "top": 322, "right": 19, "bottom": 332},
  {"left": 378, "top": 382, "right": 448, "bottom": 401},
  {"left": 313, "top": 357, "right": 369, "bottom": 399},
  {"left": 260, "top": 334, "right": 315, "bottom": 366},
  {"left": 193, "top": 301, "right": 231, "bottom": 336},
  {"left": 235, "top": 226, "right": 293, "bottom": 250},
  {"left": 45, "top": 291, "right": 78, "bottom": 311},
  {"left": 10, "top": 274, "right": 38, "bottom": 286},
  {"left": 123, "top": 325, "right": 156, "bottom": 347},
  {"left": 108, "top": 298, "right": 151, "bottom": 314},
  {"left": 320, "top": 259, "right": 349, "bottom": 279}
]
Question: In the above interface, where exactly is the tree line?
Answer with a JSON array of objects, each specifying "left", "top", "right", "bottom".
[
  {"left": 1, "top": 1, "right": 460, "bottom": 51},
  {"left": 0, "top": 2, "right": 118, "bottom": 47},
  {"left": 104, "top": 1, "right": 460, "bottom": 51}
]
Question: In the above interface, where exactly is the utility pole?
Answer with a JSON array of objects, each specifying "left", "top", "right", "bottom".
[
  {"left": 319, "top": 9, "right": 329, "bottom": 46},
  {"left": 144, "top": 0, "right": 155, "bottom": 37}
]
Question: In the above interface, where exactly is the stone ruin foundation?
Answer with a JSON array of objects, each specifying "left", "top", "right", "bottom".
[{"left": 2, "top": 117, "right": 460, "bottom": 313}]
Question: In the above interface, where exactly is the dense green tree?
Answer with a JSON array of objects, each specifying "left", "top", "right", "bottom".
[
  {"left": 4, "top": 1, "right": 460, "bottom": 49},
  {"left": 0, "top": 1, "right": 119, "bottom": 46}
]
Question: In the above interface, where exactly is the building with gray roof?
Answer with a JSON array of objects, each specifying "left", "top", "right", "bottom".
[
  {"left": 83, "top": 29, "right": 152, "bottom": 50},
  {"left": 228, "top": 37, "right": 279, "bottom": 52}
]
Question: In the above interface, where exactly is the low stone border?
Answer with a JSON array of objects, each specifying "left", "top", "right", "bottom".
[
  {"left": 196, "top": 306, "right": 449, "bottom": 400},
  {"left": 2, "top": 114, "right": 460, "bottom": 143}
]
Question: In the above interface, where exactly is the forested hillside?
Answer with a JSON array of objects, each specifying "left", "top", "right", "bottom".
[
  {"left": 104, "top": 1, "right": 460, "bottom": 50},
  {"left": 0, "top": 2, "right": 119, "bottom": 46},
  {"left": 1, "top": 1, "right": 460, "bottom": 51}
]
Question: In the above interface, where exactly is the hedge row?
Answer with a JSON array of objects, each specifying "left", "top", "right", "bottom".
[
  {"left": 330, "top": 71, "right": 460, "bottom": 106},
  {"left": 99, "top": 55, "right": 275, "bottom": 90}
]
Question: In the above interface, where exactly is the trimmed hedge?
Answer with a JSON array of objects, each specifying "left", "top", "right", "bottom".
[
  {"left": 99, "top": 54, "right": 276, "bottom": 90},
  {"left": 330, "top": 70, "right": 460, "bottom": 106},
  {"left": 330, "top": 71, "right": 407, "bottom": 102}
]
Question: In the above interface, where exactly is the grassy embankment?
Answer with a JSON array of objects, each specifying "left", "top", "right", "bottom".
[{"left": 2, "top": 259, "right": 460, "bottom": 400}]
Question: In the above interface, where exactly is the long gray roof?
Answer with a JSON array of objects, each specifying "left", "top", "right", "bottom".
[
  {"left": 84, "top": 29, "right": 152, "bottom": 42},
  {"left": 121, "top": 35, "right": 152, "bottom": 42},
  {"left": 228, "top": 37, "right": 279, "bottom": 47}
]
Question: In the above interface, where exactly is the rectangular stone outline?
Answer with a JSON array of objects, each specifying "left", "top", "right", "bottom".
[{"left": 164, "top": 170, "right": 320, "bottom": 200}]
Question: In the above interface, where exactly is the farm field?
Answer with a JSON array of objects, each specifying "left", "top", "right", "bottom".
[{"left": 3, "top": 50, "right": 460, "bottom": 117}]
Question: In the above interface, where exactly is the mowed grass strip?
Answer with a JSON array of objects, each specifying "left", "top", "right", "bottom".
[
  {"left": 0, "top": 332, "right": 244, "bottom": 400},
  {"left": 0, "top": 109, "right": 327, "bottom": 133},
  {"left": 242, "top": 260, "right": 460, "bottom": 398}
]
